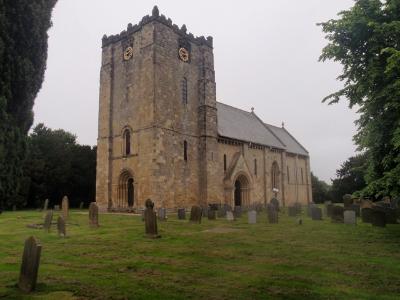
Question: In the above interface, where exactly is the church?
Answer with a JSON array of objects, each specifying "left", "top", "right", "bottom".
[{"left": 95, "top": 6, "right": 312, "bottom": 211}]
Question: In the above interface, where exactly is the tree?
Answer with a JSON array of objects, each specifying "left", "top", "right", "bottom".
[
  {"left": 0, "top": 1, "right": 57, "bottom": 209},
  {"left": 330, "top": 153, "right": 367, "bottom": 201},
  {"left": 311, "top": 172, "right": 332, "bottom": 203},
  {"left": 319, "top": 0, "right": 400, "bottom": 198}
]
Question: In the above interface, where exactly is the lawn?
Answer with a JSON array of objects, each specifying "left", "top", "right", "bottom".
[{"left": 0, "top": 208, "right": 400, "bottom": 300}]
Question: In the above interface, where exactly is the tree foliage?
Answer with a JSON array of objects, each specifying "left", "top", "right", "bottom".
[
  {"left": 319, "top": 0, "right": 400, "bottom": 197},
  {"left": 311, "top": 172, "right": 332, "bottom": 203},
  {"left": 0, "top": 0, "right": 57, "bottom": 209},
  {"left": 21, "top": 124, "right": 96, "bottom": 209}
]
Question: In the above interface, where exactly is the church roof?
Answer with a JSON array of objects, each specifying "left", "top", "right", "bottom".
[{"left": 216, "top": 102, "right": 309, "bottom": 156}]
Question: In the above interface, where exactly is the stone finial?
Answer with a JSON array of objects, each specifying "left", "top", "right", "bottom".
[
  {"left": 181, "top": 24, "right": 187, "bottom": 33},
  {"left": 251, "top": 107, "right": 254, "bottom": 113},
  {"left": 152, "top": 5, "right": 159, "bottom": 17},
  {"left": 281, "top": 122, "right": 285, "bottom": 128}
]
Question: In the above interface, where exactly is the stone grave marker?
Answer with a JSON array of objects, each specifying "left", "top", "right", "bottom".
[
  {"left": 79, "top": 202, "right": 84, "bottom": 209},
  {"left": 202, "top": 206, "right": 209, "bottom": 218},
  {"left": 270, "top": 197, "right": 280, "bottom": 211},
  {"left": 294, "top": 202, "right": 302, "bottom": 215},
  {"left": 343, "top": 194, "right": 353, "bottom": 209},
  {"left": 158, "top": 208, "right": 167, "bottom": 221},
  {"left": 43, "top": 199, "right": 49, "bottom": 211},
  {"left": 217, "top": 206, "right": 226, "bottom": 218},
  {"left": 208, "top": 209, "right": 216, "bottom": 220},
  {"left": 311, "top": 207, "right": 323, "bottom": 220},
  {"left": 89, "top": 202, "right": 99, "bottom": 227},
  {"left": 326, "top": 204, "right": 334, "bottom": 217},
  {"left": 361, "top": 208, "right": 373, "bottom": 223},
  {"left": 57, "top": 216, "right": 66, "bottom": 237},
  {"left": 371, "top": 209, "right": 386, "bottom": 227},
  {"left": 331, "top": 206, "right": 344, "bottom": 223},
  {"left": 54, "top": 205, "right": 60, "bottom": 211},
  {"left": 234, "top": 206, "right": 242, "bottom": 218},
  {"left": 18, "top": 236, "right": 42, "bottom": 293},
  {"left": 189, "top": 206, "right": 202, "bottom": 223},
  {"left": 226, "top": 211, "right": 235, "bottom": 221},
  {"left": 177, "top": 208, "right": 186, "bottom": 220},
  {"left": 267, "top": 205, "right": 278, "bottom": 224},
  {"left": 61, "top": 196, "right": 69, "bottom": 220},
  {"left": 344, "top": 210, "right": 356, "bottom": 225},
  {"left": 349, "top": 204, "right": 361, "bottom": 217},
  {"left": 43, "top": 211, "right": 53, "bottom": 232},
  {"left": 144, "top": 199, "right": 160, "bottom": 238},
  {"left": 248, "top": 210, "right": 257, "bottom": 224}
]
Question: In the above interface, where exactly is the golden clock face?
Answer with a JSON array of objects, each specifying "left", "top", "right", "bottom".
[
  {"left": 178, "top": 47, "right": 189, "bottom": 62},
  {"left": 123, "top": 46, "right": 133, "bottom": 60}
]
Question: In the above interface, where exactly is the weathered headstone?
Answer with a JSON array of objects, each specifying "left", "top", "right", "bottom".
[
  {"left": 326, "top": 204, "right": 334, "bottom": 217},
  {"left": 294, "top": 202, "right": 302, "bottom": 215},
  {"left": 344, "top": 210, "right": 356, "bottom": 225},
  {"left": 43, "top": 211, "right": 53, "bottom": 232},
  {"left": 234, "top": 206, "right": 242, "bottom": 218},
  {"left": 189, "top": 206, "right": 202, "bottom": 223},
  {"left": 57, "top": 216, "right": 66, "bottom": 237},
  {"left": 79, "top": 202, "right": 84, "bottom": 209},
  {"left": 361, "top": 208, "right": 373, "bottom": 223},
  {"left": 158, "top": 208, "right": 167, "bottom": 221},
  {"left": 208, "top": 209, "right": 216, "bottom": 220},
  {"left": 54, "top": 205, "right": 60, "bottom": 211},
  {"left": 144, "top": 199, "right": 160, "bottom": 238},
  {"left": 371, "top": 209, "right": 386, "bottom": 227},
  {"left": 61, "top": 196, "right": 69, "bottom": 220},
  {"left": 226, "top": 211, "right": 235, "bottom": 221},
  {"left": 43, "top": 199, "right": 49, "bottom": 211},
  {"left": 331, "top": 206, "right": 344, "bottom": 223},
  {"left": 177, "top": 208, "right": 186, "bottom": 220},
  {"left": 202, "top": 206, "right": 209, "bottom": 218},
  {"left": 311, "top": 207, "right": 322, "bottom": 220},
  {"left": 270, "top": 197, "right": 280, "bottom": 211},
  {"left": 248, "top": 210, "right": 257, "bottom": 224},
  {"left": 18, "top": 236, "right": 42, "bottom": 292},
  {"left": 217, "top": 207, "right": 226, "bottom": 218},
  {"left": 307, "top": 203, "right": 315, "bottom": 217},
  {"left": 89, "top": 202, "right": 99, "bottom": 227},
  {"left": 343, "top": 194, "right": 353, "bottom": 209},
  {"left": 267, "top": 205, "right": 278, "bottom": 224}
]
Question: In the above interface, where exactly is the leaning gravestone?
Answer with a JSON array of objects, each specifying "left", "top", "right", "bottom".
[
  {"left": 57, "top": 216, "right": 66, "bottom": 237},
  {"left": 144, "top": 199, "right": 160, "bottom": 238},
  {"left": 234, "top": 206, "right": 242, "bottom": 218},
  {"left": 189, "top": 206, "right": 202, "bottom": 223},
  {"left": 43, "top": 211, "right": 53, "bottom": 232},
  {"left": 371, "top": 209, "right": 386, "bottom": 227},
  {"left": 61, "top": 196, "right": 69, "bottom": 220},
  {"left": 248, "top": 210, "right": 257, "bottom": 224},
  {"left": 267, "top": 205, "right": 278, "bottom": 224},
  {"left": 158, "top": 208, "right": 167, "bottom": 221},
  {"left": 311, "top": 207, "right": 322, "bottom": 220},
  {"left": 89, "top": 202, "right": 99, "bottom": 227},
  {"left": 208, "top": 209, "right": 216, "bottom": 220},
  {"left": 331, "top": 206, "right": 344, "bottom": 223},
  {"left": 361, "top": 208, "right": 373, "bottom": 223},
  {"left": 226, "top": 211, "right": 235, "bottom": 221},
  {"left": 344, "top": 210, "right": 356, "bottom": 225},
  {"left": 177, "top": 208, "right": 186, "bottom": 220},
  {"left": 43, "top": 199, "right": 49, "bottom": 211},
  {"left": 18, "top": 236, "right": 42, "bottom": 293}
]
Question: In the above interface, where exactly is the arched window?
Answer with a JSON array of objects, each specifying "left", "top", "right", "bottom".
[
  {"left": 184, "top": 140, "right": 188, "bottom": 161},
  {"left": 182, "top": 77, "right": 188, "bottom": 105},
  {"left": 254, "top": 159, "right": 257, "bottom": 176},
  {"left": 223, "top": 154, "right": 227, "bottom": 172},
  {"left": 271, "top": 162, "right": 279, "bottom": 190},
  {"left": 123, "top": 129, "right": 131, "bottom": 156}
]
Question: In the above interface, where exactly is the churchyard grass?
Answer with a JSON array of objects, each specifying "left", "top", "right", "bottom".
[{"left": 1, "top": 209, "right": 400, "bottom": 299}]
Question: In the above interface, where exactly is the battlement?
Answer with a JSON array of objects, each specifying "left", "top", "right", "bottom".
[{"left": 102, "top": 6, "right": 213, "bottom": 48}]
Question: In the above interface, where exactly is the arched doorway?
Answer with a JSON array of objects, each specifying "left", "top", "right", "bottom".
[
  {"left": 233, "top": 174, "right": 250, "bottom": 207},
  {"left": 117, "top": 170, "right": 134, "bottom": 208}
]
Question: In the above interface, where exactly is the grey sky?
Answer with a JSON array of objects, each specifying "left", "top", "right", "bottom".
[{"left": 34, "top": 0, "right": 357, "bottom": 183}]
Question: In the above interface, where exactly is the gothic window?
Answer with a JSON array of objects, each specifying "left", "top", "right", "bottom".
[
  {"left": 287, "top": 166, "right": 290, "bottom": 183},
  {"left": 254, "top": 159, "right": 257, "bottom": 176},
  {"left": 223, "top": 154, "right": 227, "bottom": 172},
  {"left": 123, "top": 129, "right": 131, "bottom": 156},
  {"left": 271, "top": 162, "right": 279, "bottom": 190},
  {"left": 182, "top": 77, "right": 188, "bottom": 105},
  {"left": 184, "top": 140, "right": 188, "bottom": 162}
]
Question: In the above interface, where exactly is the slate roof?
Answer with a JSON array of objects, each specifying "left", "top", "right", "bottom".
[{"left": 216, "top": 102, "right": 309, "bottom": 156}]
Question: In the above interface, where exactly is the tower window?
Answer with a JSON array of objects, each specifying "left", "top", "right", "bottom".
[
  {"left": 182, "top": 77, "right": 188, "bottom": 105},
  {"left": 254, "top": 159, "right": 257, "bottom": 176},
  {"left": 123, "top": 129, "right": 131, "bottom": 156},
  {"left": 223, "top": 154, "right": 227, "bottom": 171},
  {"left": 184, "top": 140, "right": 188, "bottom": 161}
]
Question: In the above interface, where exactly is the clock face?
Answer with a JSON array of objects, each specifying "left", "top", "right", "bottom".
[
  {"left": 178, "top": 47, "right": 189, "bottom": 62},
  {"left": 123, "top": 46, "right": 133, "bottom": 60}
]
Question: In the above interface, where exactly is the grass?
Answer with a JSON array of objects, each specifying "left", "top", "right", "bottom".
[{"left": 0, "top": 208, "right": 400, "bottom": 299}]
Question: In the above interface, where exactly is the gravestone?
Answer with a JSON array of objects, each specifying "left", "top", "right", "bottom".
[
  {"left": 226, "top": 211, "right": 235, "bottom": 221},
  {"left": 361, "top": 208, "right": 373, "bottom": 223},
  {"left": 177, "top": 208, "right": 186, "bottom": 220},
  {"left": 270, "top": 198, "right": 280, "bottom": 211},
  {"left": 343, "top": 194, "right": 353, "bottom": 209},
  {"left": 144, "top": 199, "right": 160, "bottom": 238},
  {"left": 234, "top": 206, "right": 242, "bottom": 218},
  {"left": 18, "top": 236, "right": 42, "bottom": 293},
  {"left": 79, "top": 202, "right": 84, "bottom": 209},
  {"left": 307, "top": 203, "right": 315, "bottom": 217},
  {"left": 311, "top": 207, "right": 323, "bottom": 220},
  {"left": 324, "top": 201, "right": 332, "bottom": 216},
  {"left": 54, "top": 205, "right": 60, "bottom": 211},
  {"left": 202, "top": 206, "right": 209, "bottom": 218},
  {"left": 248, "top": 210, "right": 257, "bottom": 224},
  {"left": 344, "top": 210, "right": 356, "bottom": 225},
  {"left": 294, "top": 202, "right": 302, "bottom": 215},
  {"left": 61, "top": 196, "right": 69, "bottom": 220},
  {"left": 43, "top": 211, "right": 53, "bottom": 232},
  {"left": 267, "top": 205, "right": 278, "bottom": 224},
  {"left": 326, "top": 204, "right": 334, "bottom": 217},
  {"left": 158, "top": 208, "right": 167, "bottom": 221},
  {"left": 57, "top": 216, "right": 66, "bottom": 237},
  {"left": 298, "top": 218, "right": 303, "bottom": 225},
  {"left": 189, "top": 206, "right": 202, "bottom": 223},
  {"left": 217, "top": 207, "right": 226, "bottom": 218},
  {"left": 208, "top": 209, "right": 216, "bottom": 220},
  {"left": 371, "top": 210, "right": 386, "bottom": 227},
  {"left": 89, "top": 202, "right": 99, "bottom": 227},
  {"left": 331, "top": 206, "right": 344, "bottom": 223},
  {"left": 43, "top": 199, "right": 49, "bottom": 211},
  {"left": 349, "top": 204, "right": 361, "bottom": 217}
]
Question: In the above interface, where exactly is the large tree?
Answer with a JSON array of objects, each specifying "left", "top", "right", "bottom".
[
  {"left": 320, "top": 0, "right": 400, "bottom": 197},
  {"left": 0, "top": 0, "right": 57, "bottom": 209},
  {"left": 311, "top": 172, "right": 332, "bottom": 204}
]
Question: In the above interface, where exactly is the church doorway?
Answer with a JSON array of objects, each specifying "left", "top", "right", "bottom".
[
  {"left": 233, "top": 174, "right": 249, "bottom": 207},
  {"left": 117, "top": 170, "right": 134, "bottom": 209}
]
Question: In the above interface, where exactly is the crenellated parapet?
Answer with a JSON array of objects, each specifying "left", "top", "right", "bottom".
[{"left": 102, "top": 6, "right": 213, "bottom": 48}]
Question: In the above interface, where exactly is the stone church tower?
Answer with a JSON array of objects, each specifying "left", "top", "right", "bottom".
[{"left": 96, "top": 6, "right": 312, "bottom": 211}]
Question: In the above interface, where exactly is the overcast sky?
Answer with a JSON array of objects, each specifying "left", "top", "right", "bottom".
[{"left": 34, "top": 0, "right": 358, "bottom": 182}]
